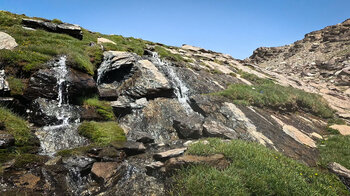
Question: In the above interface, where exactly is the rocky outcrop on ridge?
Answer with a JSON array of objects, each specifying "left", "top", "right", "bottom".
[{"left": 246, "top": 19, "right": 350, "bottom": 119}]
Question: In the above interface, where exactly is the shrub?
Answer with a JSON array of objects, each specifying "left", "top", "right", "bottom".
[
  {"left": 170, "top": 138, "right": 349, "bottom": 195},
  {"left": 78, "top": 121, "right": 126, "bottom": 145}
]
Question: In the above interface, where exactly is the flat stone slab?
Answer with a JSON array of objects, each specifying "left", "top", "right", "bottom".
[{"left": 329, "top": 124, "right": 350, "bottom": 135}]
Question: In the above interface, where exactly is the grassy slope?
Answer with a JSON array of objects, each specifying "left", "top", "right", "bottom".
[
  {"left": 318, "top": 135, "right": 350, "bottom": 169},
  {"left": 170, "top": 138, "right": 349, "bottom": 196},
  {"left": 0, "top": 11, "right": 154, "bottom": 77},
  {"left": 217, "top": 71, "right": 334, "bottom": 118}
]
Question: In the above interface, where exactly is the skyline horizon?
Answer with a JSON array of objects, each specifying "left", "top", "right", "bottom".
[{"left": 1, "top": 0, "right": 349, "bottom": 59}]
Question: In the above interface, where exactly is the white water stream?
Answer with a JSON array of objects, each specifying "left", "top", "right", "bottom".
[
  {"left": 150, "top": 52, "right": 193, "bottom": 113},
  {"left": 35, "top": 56, "right": 87, "bottom": 156}
]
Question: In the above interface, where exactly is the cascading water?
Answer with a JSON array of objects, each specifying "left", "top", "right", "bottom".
[
  {"left": 150, "top": 52, "right": 193, "bottom": 113},
  {"left": 35, "top": 56, "right": 87, "bottom": 156}
]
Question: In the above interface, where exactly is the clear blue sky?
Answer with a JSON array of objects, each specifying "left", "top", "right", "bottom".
[{"left": 1, "top": 0, "right": 349, "bottom": 59}]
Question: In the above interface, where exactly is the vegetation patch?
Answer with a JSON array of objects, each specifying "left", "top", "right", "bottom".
[
  {"left": 216, "top": 81, "right": 334, "bottom": 118},
  {"left": 0, "top": 11, "right": 151, "bottom": 76},
  {"left": 78, "top": 121, "right": 126, "bottom": 145},
  {"left": 83, "top": 96, "right": 115, "bottom": 120},
  {"left": 170, "top": 138, "right": 348, "bottom": 195},
  {"left": 154, "top": 46, "right": 185, "bottom": 62},
  {"left": 56, "top": 145, "right": 97, "bottom": 157},
  {"left": 13, "top": 153, "right": 46, "bottom": 168},
  {"left": 101, "top": 34, "right": 150, "bottom": 56},
  {"left": 318, "top": 135, "right": 350, "bottom": 169},
  {"left": 7, "top": 77, "right": 25, "bottom": 96},
  {"left": 0, "top": 107, "right": 32, "bottom": 146}
]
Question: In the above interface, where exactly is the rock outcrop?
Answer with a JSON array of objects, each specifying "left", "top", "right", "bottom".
[
  {"left": 0, "top": 32, "right": 18, "bottom": 50},
  {"left": 246, "top": 19, "right": 350, "bottom": 118},
  {"left": 22, "top": 18, "right": 83, "bottom": 39}
]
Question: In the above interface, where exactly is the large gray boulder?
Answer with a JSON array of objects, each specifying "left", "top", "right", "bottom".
[{"left": 0, "top": 32, "right": 18, "bottom": 50}]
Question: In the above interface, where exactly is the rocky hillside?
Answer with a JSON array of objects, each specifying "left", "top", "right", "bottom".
[
  {"left": 0, "top": 10, "right": 350, "bottom": 195},
  {"left": 246, "top": 19, "right": 350, "bottom": 119}
]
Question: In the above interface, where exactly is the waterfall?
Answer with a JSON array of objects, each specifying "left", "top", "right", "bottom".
[
  {"left": 35, "top": 56, "right": 87, "bottom": 156},
  {"left": 150, "top": 52, "right": 193, "bottom": 113}
]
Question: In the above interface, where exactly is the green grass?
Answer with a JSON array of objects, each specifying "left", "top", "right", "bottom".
[
  {"left": 7, "top": 76, "right": 25, "bottom": 96},
  {"left": 238, "top": 69, "right": 274, "bottom": 85},
  {"left": 51, "top": 18, "right": 63, "bottom": 24},
  {"left": 0, "top": 106, "right": 32, "bottom": 146},
  {"left": 0, "top": 11, "right": 151, "bottom": 76},
  {"left": 56, "top": 145, "right": 97, "bottom": 157},
  {"left": 216, "top": 82, "right": 334, "bottom": 118},
  {"left": 318, "top": 135, "right": 350, "bottom": 169},
  {"left": 155, "top": 45, "right": 185, "bottom": 62},
  {"left": 83, "top": 96, "right": 115, "bottom": 120},
  {"left": 102, "top": 35, "right": 150, "bottom": 56},
  {"left": 78, "top": 121, "right": 126, "bottom": 145},
  {"left": 170, "top": 138, "right": 348, "bottom": 196}
]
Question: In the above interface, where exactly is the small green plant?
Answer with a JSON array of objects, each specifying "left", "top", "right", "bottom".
[
  {"left": 0, "top": 107, "right": 32, "bottom": 146},
  {"left": 170, "top": 138, "right": 349, "bottom": 195},
  {"left": 83, "top": 96, "right": 115, "bottom": 120},
  {"left": 78, "top": 121, "right": 126, "bottom": 145},
  {"left": 154, "top": 45, "right": 185, "bottom": 62},
  {"left": 7, "top": 77, "right": 25, "bottom": 96},
  {"left": 318, "top": 135, "right": 350, "bottom": 169},
  {"left": 51, "top": 19, "right": 63, "bottom": 24}
]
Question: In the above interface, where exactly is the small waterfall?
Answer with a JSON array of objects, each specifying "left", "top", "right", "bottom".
[
  {"left": 35, "top": 56, "right": 87, "bottom": 156},
  {"left": 150, "top": 52, "right": 193, "bottom": 113}
]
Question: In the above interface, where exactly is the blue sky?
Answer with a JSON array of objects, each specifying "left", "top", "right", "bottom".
[{"left": 1, "top": 0, "right": 349, "bottom": 59}]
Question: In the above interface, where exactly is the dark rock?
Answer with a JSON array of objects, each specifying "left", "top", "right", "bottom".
[
  {"left": 66, "top": 68, "right": 97, "bottom": 98},
  {"left": 62, "top": 156, "right": 95, "bottom": 172},
  {"left": 22, "top": 18, "right": 83, "bottom": 40},
  {"left": 0, "top": 131, "right": 15, "bottom": 148},
  {"left": 173, "top": 114, "right": 204, "bottom": 139},
  {"left": 134, "top": 132, "right": 155, "bottom": 144},
  {"left": 203, "top": 119, "right": 238, "bottom": 139},
  {"left": 116, "top": 141, "right": 146, "bottom": 156},
  {"left": 145, "top": 161, "right": 164, "bottom": 176},
  {"left": 328, "top": 162, "right": 350, "bottom": 189},
  {"left": 24, "top": 68, "right": 58, "bottom": 100},
  {"left": 25, "top": 62, "right": 97, "bottom": 102},
  {"left": 153, "top": 147, "right": 187, "bottom": 162}
]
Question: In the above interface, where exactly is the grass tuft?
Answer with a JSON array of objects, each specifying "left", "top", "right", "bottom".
[
  {"left": 78, "top": 121, "right": 126, "bottom": 145},
  {"left": 83, "top": 96, "right": 115, "bottom": 120},
  {"left": 154, "top": 45, "right": 185, "bottom": 62},
  {"left": 170, "top": 138, "right": 349, "bottom": 196}
]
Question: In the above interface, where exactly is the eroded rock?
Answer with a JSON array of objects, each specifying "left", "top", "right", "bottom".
[
  {"left": 328, "top": 162, "right": 350, "bottom": 189},
  {"left": 22, "top": 18, "right": 83, "bottom": 39},
  {"left": 91, "top": 162, "right": 119, "bottom": 181},
  {"left": 329, "top": 124, "right": 350, "bottom": 135}
]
